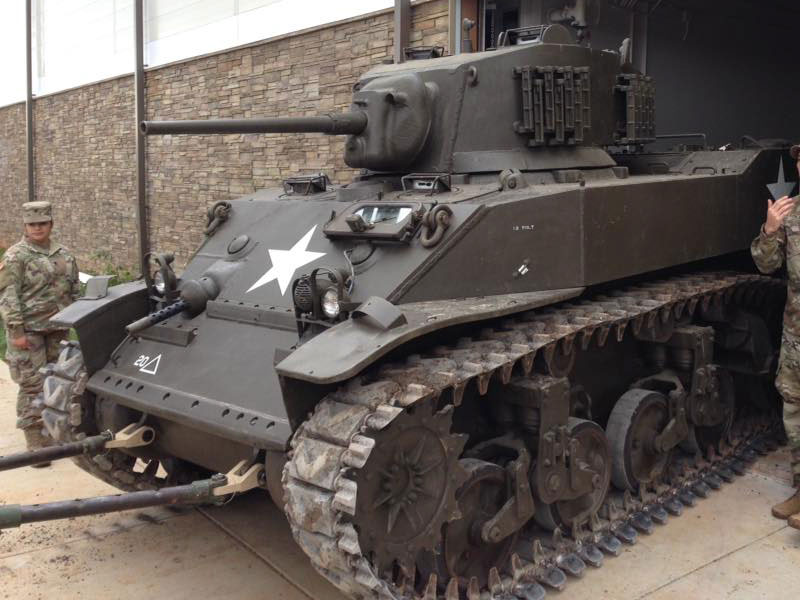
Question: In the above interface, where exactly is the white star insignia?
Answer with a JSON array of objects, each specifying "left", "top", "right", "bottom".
[
  {"left": 768, "top": 159, "right": 798, "bottom": 201},
  {"left": 246, "top": 226, "right": 326, "bottom": 295}
]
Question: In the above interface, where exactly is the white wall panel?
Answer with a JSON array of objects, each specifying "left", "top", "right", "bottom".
[
  {"left": 145, "top": 0, "right": 393, "bottom": 67},
  {"left": 1, "top": 0, "right": 394, "bottom": 101},
  {"left": 33, "top": 0, "right": 134, "bottom": 95},
  {"left": 0, "top": 0, "right": 27, "bottom": 107}
]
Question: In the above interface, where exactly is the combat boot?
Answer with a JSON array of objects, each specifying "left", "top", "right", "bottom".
[{"left": 772, "top": 490, "right": 800, "bottom": 520}]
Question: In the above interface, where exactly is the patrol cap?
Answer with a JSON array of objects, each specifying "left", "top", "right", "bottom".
[
  {"left": 792, "top": 144, "right": 800, "bottom": 160},
  {"left": 22, "top": 201, "right": 52, "bottom": 224}
]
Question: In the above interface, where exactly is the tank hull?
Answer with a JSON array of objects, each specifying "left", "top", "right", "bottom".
[{"left": 50, "top": 147, "right": 793, "bottom": 461}]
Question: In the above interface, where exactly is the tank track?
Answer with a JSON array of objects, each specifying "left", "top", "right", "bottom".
[
  {"left": 283, "top": 271, "right": 785, "bottom": 600},
  {"left": 38, "top": 343, "right": 181, "bottom": 492}
]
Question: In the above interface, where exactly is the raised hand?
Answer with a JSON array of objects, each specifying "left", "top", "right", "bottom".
[{"left": 765, "top": 195, "right": 796, "bottom": 235}]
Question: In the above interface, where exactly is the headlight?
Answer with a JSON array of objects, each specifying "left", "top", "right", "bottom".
[
  {"left": 153, "top": 271, "right": 166, "bottom": 295},
  {"left": 321, "top": 288, "right": 340, "bottom": 319}
]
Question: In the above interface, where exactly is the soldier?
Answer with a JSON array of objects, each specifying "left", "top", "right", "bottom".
[
  {"left": 751, "top": 143, "right": 800, "bottom": 529},
  {"left": 0, "top": 201, "right": 79, "bottom": 458}
]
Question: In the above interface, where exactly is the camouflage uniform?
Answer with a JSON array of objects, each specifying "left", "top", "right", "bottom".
[
  {"left": 0, "top": 202, "right": 79, "bottom": 450},
  {"left": 751, "top": 198, "right": 800, "bottom": 488}
]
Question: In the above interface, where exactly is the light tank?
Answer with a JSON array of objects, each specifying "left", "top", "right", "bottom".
[{"left": 0, "top": 24, "right": 794, "bottom": 600}]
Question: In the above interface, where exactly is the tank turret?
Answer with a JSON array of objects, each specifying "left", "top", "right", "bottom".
[
  {"left": 141, "top": 68, "right": 436, "bottom": 171},
  {"left": 141, "top": 24, "right": 654, "bottom": 174}
]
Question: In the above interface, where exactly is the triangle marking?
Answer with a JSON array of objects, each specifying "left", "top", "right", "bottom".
[{"left": 140, "top": 354, "right": 162, "bottom": 375}]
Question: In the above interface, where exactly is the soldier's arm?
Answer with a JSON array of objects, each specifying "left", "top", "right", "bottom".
[
  {"left": 752, "top": 196, "right": 794, "bottom": 274},
  {"left": 0, "top": 253, "right": 27, "bottom": 339},
  {"left": 0, "top": 260, "right": 9, "bottom": 292},
  {"left": 751, "top": 224, "right": 786, "bottom": 274}
]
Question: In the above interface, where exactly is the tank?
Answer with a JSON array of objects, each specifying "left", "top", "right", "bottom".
[{"left": 2, "top": 24, "right": 794, "bottom": 600}]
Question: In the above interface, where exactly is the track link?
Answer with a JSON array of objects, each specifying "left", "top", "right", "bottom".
[{"left": 283, "top": 271, "right": 785, "bottom": 600}]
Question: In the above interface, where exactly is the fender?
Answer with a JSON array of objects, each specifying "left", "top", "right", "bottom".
[
  {"left": 50, "top": 281, "right": 148, "bottom": 374},
  {"left": 276, "top": 287, "right": 584, "bottom": 384}
]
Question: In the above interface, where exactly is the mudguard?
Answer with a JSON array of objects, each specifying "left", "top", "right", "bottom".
[
  {"left": 276, "top": 287, "right": 584, "bottom": 384},
  {"left": 50, "top": 281, "right": 149, "bottom": 374}
]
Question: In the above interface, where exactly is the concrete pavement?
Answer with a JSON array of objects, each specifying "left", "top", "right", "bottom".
[{"left": 0, "top": 361, "right": 798, "bottom": 599}]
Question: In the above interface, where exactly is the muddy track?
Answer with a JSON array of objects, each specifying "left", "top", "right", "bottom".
[{"left": 282, "top": 271, "right": 785, "bottom": 600}]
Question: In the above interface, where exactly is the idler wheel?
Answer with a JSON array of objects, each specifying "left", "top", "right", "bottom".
[
  {"left": 606, "top": 389, "right": 671, "bottom": 491},
  {"left": 535, "top": 418, "right": 611, "bottom": 530},
  {"left": 418, "top": 458, "right": 518, "bottom": 589}
]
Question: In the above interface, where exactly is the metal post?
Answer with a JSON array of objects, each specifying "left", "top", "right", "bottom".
[
  {"left": 448, "top": 0, "right": 458, "bottom": 55},
  {"left": 631, "top": 4, "right": 649, "bottom": 74},
  {"left": 25, "top": 0, "right": 34, "bottom": 203},
  {"left": 134, "top": 0, "right": 149, "bottom": 276},
  {"left": 394, "top": 0, "right": 410, "bottom": 64}
]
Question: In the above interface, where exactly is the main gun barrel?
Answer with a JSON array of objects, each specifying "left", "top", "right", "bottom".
[{"left": 140, "top": 111, "right": 367, "bottom": 136}]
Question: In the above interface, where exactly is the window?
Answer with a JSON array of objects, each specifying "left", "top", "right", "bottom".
[
  {"left": 457, "top": 0, "right": 527, "bottom": 53},
  {"left": 483, "top": 0, "right": 520, "bottom": 49}
]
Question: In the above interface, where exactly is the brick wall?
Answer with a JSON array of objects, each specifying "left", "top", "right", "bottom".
[
  {"left": 0, "top": 103, "right": 28, "bottom": 250},
  {"left": 0, "top": 0, "right": 449, "bottom": 271},
  {"left": 34, "top": 77, "right": 138, "bottom": 272}
]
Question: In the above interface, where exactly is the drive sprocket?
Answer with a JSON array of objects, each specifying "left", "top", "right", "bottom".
[{"left": 352, "top": 400, "right": 467, "bottom": 577}]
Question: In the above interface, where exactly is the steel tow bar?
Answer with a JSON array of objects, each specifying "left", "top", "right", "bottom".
[
  {"left": 105, "top": 424, "right": 156, "bottom": 449},
  {"left": 0, "top": 431, "right": 112, "bottom": 472},
  {"left": 0, "top": 477, "right": 225, "bottom": 531},
  {"left": 0, "top": 424, "right": 155, "bottom": 472},
  {"left": 210, "top": 460, "right": 266, "bottom": 496},
  {"left": 0, "top": 461, "right": 265, "bottom": 531}
]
